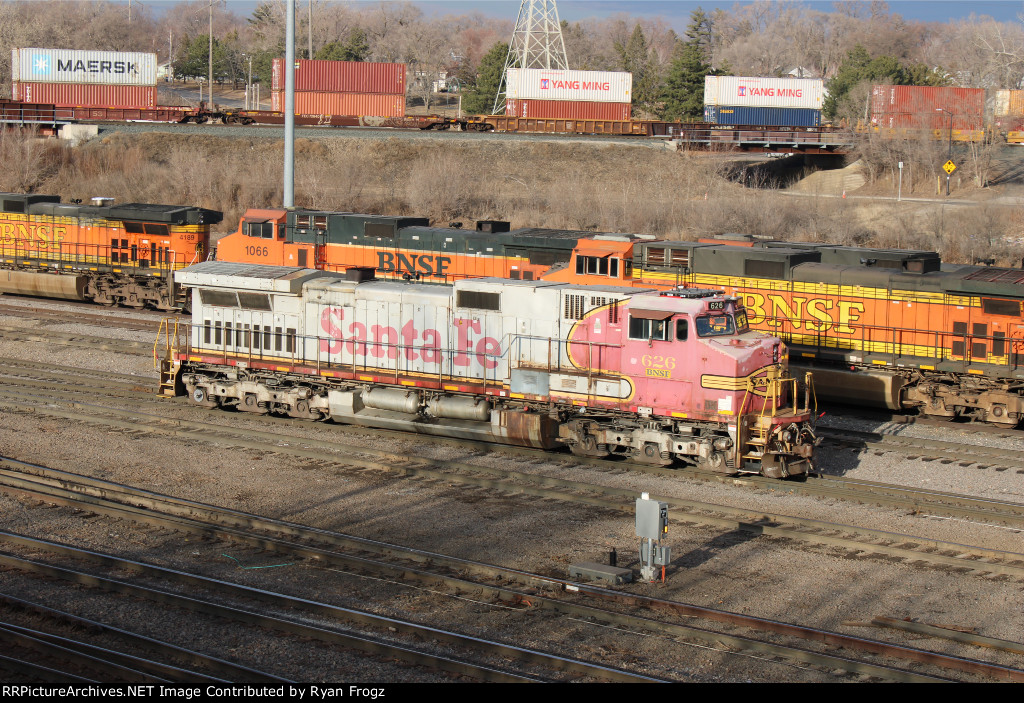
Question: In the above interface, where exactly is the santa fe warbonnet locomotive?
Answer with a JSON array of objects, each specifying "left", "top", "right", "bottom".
[{"left": 161, "top": 262, "right": 819, "bottom": 478}]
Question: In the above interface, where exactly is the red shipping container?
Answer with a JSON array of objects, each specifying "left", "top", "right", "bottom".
[
  {"left": 870, "top": 85, "right": 984, "bottom": 130},
  {"left": 272, "top": 59, "right": 405, "bottom": 94},
  {"left": 13, "top": 81, "right": 157, "bottom": 108},
  {"left": 271, "top": 91, "right": 405, "bottom": 117},
  {"left": 505, "top": 98, "right": 631, "bottom": 120}
]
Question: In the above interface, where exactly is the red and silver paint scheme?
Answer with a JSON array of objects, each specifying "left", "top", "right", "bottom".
[{"left": 166, "top": 263, "right": 817, "bottom": 478}]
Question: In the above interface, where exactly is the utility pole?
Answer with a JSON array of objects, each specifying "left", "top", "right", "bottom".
[
  {"left": 284, "top": 0, "right": 295, "bottom": 207},
  {"left": 492, "top": 0, "right": 569, "bottom": 115},
  {"left": 208, "top": 0, "right": 213, "bottom": 106},
  {"left": 308, "top": 0, "right": 313, "bottom": 59}
]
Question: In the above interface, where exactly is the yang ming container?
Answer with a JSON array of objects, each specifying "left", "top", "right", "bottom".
[
  {"left": 272, "top": 59, "right": 406, "bottom": 94},
  {"left": 272, "top": 91, "right": 405, "bottom": 116},
  {"left": 505, "top": 98, "right": 631, "bottom": 120},
  {"left": 704, "top": 76, "right": 823, "bottom": 109},
  {"left": 13, "top": 81, "right": 157, "bottom": 108},
  {"left": 13, "top": 48, "right": 157, "bottom": 86},
  {"left": 505, "top": 68, "right": 631, "bottom": 103},
  {"left": 703, "top": 105, "right": 821, "bottom": 127}
]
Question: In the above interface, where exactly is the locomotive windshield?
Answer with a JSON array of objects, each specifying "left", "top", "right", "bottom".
[{"left": 696, "top": 310, "right": 750, "bottom": 337}]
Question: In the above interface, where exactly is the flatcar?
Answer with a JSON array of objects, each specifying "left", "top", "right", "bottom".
[
  {"left": 161, "top": 262, "right": 818, "bottom": 478},
  {"left": 0, "top": 193, "right": 221, "bottom": 309}
]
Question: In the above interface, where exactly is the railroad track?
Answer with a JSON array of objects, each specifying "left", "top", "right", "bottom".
[
  {"left": 0, "top": 300, "right": 165, "bottom": 333},
  {"left": 3, "top": 358, "right": 1024, "bottom": 524},
  {"left": 818, "top": 427, "right": 1024, "bottom": 473},
  {"left": 2, "top": 370, "right": 1024, "bottom": 582},
  {"left": 5, "top": 457, "right": 1023, "bottom": 682},
  {"left": 0, "top": 531, "right": 631, "bottom": 683},
  {"left": 0, "top": 592, "right": 288, "bottom": 683}
]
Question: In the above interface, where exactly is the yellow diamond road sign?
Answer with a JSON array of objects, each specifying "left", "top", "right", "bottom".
[{"left": 943, "top": 160, "right": 957, "bottom": 174}]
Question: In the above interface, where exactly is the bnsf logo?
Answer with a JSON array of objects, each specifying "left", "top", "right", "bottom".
[{"left": 377, "top": 252, "right": 451, "bottom": 277}]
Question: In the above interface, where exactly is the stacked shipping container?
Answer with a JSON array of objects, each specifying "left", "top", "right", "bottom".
[
  {"left": 12, "top": 48, "right": 157, "bottom": 108},
  {"left": 503, "top": 68, "right": 632, "bottom": 120},
  {"left": 703, "top": 76, "right": 823, "bottom": 126},
  {"left": 869, "top": 85, "right": 985, "bottom": 130},
  {"left": 990, "top": 89, "right": 1024, "bottom": 131},
  {"left": 271, "top": 59, "right": 406, "bottom": 116}
]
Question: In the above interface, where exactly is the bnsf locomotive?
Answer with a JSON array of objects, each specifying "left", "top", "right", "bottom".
[
  {"left": 162, "top": 262, "right": 818, "bottom": 478},
  {"left": 217, "top": 207, "right": 1024, "bottom": 426},
  {"left": 0, "top": 193, "right": 221, "bottom": 309}
]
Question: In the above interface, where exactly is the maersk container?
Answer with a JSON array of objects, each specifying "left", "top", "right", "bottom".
[
  {"left": 271, "top": 59, "right": 405, "bottom": 94},
  {"left": 504, "top": 68, "right": 631, "bottom": 103},
  {"left": 704, "top": 76, "right": 823, "bottom": 109},
  {"left": 703, "top": 105, "right": 821, "bottom": 127},
  {"left": 870, "top": 85, "right": 984, "bottom": 130},
  {"left": 505, "top": 98, "right": 631, "bottom": 120},
  {"left": 13, "top": 82, "right": 157, "bottom": 108},
  {"left": 13, "top": 48, "right": 157, "bottom": 86},
  {"left": 271, "top": 91, "right": 405, "bottom": 117}
]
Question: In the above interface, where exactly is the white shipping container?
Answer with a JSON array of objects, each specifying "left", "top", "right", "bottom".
[
  {"left": 704, "top": 76, "right": 823, "bottom": 109},
  {"left": 505, "top": 68, "right": 631, "bottom": 103},
  {"left": 13, "top": 48, "right": 157, "bottom": 86}
]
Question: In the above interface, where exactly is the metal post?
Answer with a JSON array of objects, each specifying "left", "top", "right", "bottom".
[
  {"left": 208, "top": 0, "right": 213, "bottom": 105},
  {"left": 284, "top": 0, "right": 295, "bottom": 208},
  {"left": 897, "top": 161, "right": 902, "bottom": 201}
]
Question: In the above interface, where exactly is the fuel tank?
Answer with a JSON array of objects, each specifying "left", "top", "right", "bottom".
[{"left": 0, "top": 270, "right": 88, "bottom": 301}]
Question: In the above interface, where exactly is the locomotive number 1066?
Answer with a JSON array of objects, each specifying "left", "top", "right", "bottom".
[{"left": 245, "top": 245, "right": 269, "bottom": 257}]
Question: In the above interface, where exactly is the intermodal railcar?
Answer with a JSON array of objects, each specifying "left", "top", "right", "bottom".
[
  {"left": 215, "top": 208, "right": 1024, "bottom": 425},
  {"left": 161, "top": 262, "right": 818, "bottom": 478},
  {"left": 0, "top": 193, "right": 221, "bottom": 309}
]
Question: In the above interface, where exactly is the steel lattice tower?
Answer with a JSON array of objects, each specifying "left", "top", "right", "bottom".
[{"left": 492, "top": 0, "right": 570, "bottom": 114}]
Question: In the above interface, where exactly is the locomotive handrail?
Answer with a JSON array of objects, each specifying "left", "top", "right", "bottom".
[{"left": 758, "top": 312, "right": 1018, "bottom": 371}]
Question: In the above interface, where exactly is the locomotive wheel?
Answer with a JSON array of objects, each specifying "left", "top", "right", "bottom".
[
  {"left": 569, "top": 434, "right": 609, "bottom": 458},
  {"left": 286, "top": 399, "right": 322, "bottom": 420},
  {"left": 637, "top": 442, "right": 672, "bottom": 466},
  {"left": 696, "top": 453, "right": 732, "bottom": 474},
  {"left": 189, "top": 386, "right": 217, "bottom": 408},
  {"left": 240, "top": 393, "right": 267, "bottom": 414}
]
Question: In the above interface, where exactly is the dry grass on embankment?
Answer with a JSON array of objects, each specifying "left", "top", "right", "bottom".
[{"left": 3, "top": 127, "right": 1022, "bottom": 266}]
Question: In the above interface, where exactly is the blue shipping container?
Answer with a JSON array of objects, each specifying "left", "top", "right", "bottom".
[{"left": 703, "top": 105, "right": 821, "bottom": 127}]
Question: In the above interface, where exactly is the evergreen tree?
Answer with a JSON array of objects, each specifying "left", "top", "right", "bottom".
[
  {"left": 659, "top": 9, "right": 723, "bottom": 121},
  {"left": 462, "top": 42, "right": 511, "bottom": 115},
  {"left": 824, "top": 45, "right": 948, "bottom": 119},
  {"left": 316, "top": 28, "right": 371, "bottom": 62},
  {"left": 616, "top": 24, "right": 657, "bottom": 107},
  {"left": 173, "top": 35, "right": 231, "bottom": 82}
]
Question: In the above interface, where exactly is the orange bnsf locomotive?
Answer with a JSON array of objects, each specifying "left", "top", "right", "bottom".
[
  {"left": 0, "top": 193, "right": 221, "bottom": 309},
  {"left": 215, "top": 206, "right": 1024, "bottom": 426},
  {"left": 214, "top": 206, "right": 652, "bottom": 286}
]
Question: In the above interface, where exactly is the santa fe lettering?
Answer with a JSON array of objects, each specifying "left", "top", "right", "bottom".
[{"left": 319, "top": 308, "right": 498, "bottom": 368}]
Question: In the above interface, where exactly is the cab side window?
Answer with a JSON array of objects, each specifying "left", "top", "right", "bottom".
[
  {"left": 628, "top": 316, "right": 669, "bottom": 341},
  {"left": 676, "top": 319, "right": 688, "bottom": 341}
]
